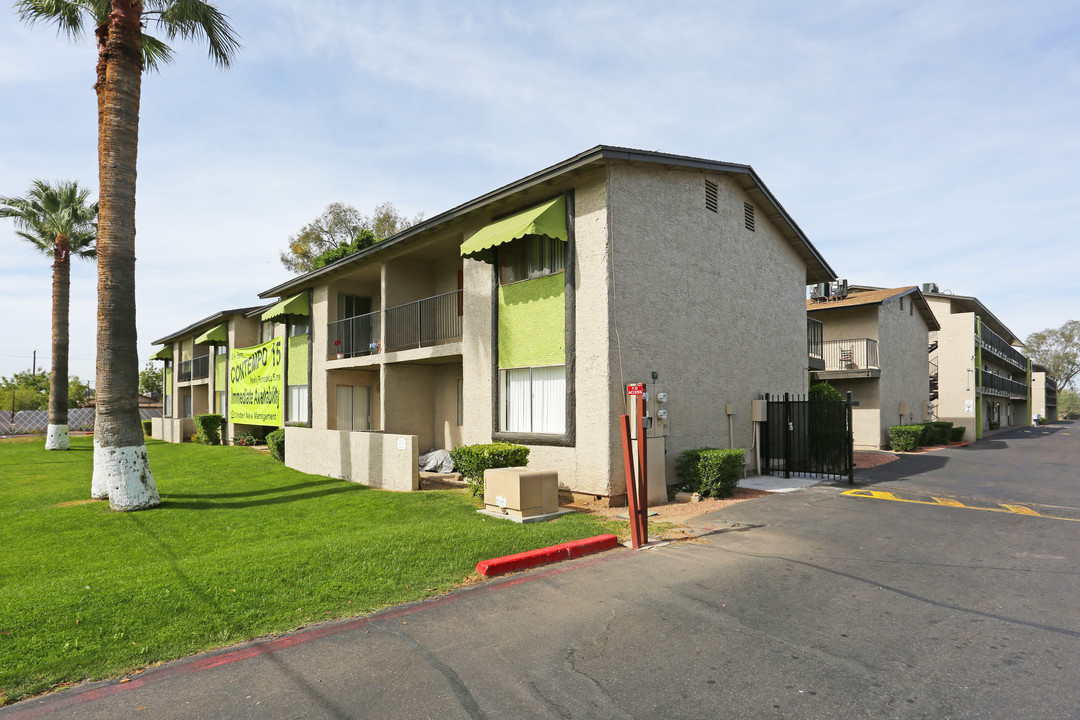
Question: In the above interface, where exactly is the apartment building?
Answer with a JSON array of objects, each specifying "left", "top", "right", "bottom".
[
  {"left": 807, "top": 286, "right": 939, "bottom": 449},
  {"left": 1031, "top": 363, "right": 1058, "bottom": 422}
]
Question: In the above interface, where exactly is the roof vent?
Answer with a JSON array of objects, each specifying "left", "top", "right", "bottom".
[
  {"left": 705, "top": 180, "right": 718, "bottom": 212},
  {"left": 744, "top": 202, "right": 755, "bottom": 231},
  {"left": 922, "top": 282, "right": 939, "bottom": 294}
]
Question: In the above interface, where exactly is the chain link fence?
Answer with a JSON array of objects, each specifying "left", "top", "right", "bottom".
[{"left": 0, "top": 408, "right": 162, "bottom": 436}]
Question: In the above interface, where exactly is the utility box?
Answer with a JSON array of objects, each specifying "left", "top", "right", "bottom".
[{"left": 483, "top": 467, "right": 559, "bottom": 520}]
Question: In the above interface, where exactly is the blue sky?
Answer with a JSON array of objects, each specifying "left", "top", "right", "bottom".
[{"left": 2, "top": 0, "right": 1078, "bottom": 383}]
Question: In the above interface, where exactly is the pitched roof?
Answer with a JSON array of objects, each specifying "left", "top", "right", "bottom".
[
  {"left": 850, "top": 284, "right": 1021, "bottom": 345},
  {"left": 258, "top": 145, "right": 837, "bottom": 299},
  {"left": 807, "top": 286, "right": 940, "bottom": 330},
  {"left": 151, "top": 307, "right": 263, "bottom": 346}
]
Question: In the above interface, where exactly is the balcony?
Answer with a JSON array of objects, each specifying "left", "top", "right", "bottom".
[
  {"left": 807, "top": 318, "right": 824, "bottom": 371},
  {"left": 327, "top": 290, "right": 463, "bottom": 359},
  {"left": 978, "top": 320, "right": 1027, "bottom": 371},
  {"left": 1047, "top": 376, "right": 1058, "bottom": 405},
  {"left": 176, "top": 356, "right": 210, "bottom": 383},
  {"left": 979, "top": 369, "right": 1027, "bottom": 399},
  {"left": 328, "top": 310, "right": 381, "bottom": 359},
  {"left": 811, "top": 338, "right": 880, "bottom": 378}
]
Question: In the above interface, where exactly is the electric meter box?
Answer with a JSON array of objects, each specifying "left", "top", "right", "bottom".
[{"left": 483, "top": 467, "right": 559, "bottom": 519}]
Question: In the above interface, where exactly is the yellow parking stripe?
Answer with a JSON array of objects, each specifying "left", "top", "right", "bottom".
[{"left": 842, "top": 489, "right": 1078, "bottom": 522}]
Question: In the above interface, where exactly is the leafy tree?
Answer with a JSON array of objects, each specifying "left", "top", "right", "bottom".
[
  {"left": 279, "top": 202, "right": 423, "bottom": 273},
  {"left": 1025, "top": 320, "right": 1080, "bottom": 390},
  {"left": 138, "top": 361, "right": 162, "bottom": 396},
  {"left": 1, "top": 180, "right": 97, "bottom": 450},
  {"left": 15, "top": 0, "right": 239, "bottom": 510},
  {"left": 1058, "top": 388, "right": 1080, "bottom": 419},
  {"left": 68, "top": 376, "right": 93, "bottom": 408},
  {"left": 0, "top": 370, "right": 50, "bottom": 412}
]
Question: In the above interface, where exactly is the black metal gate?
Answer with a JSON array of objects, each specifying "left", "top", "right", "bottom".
[{"left": 761, "top": 392, "right": 854, "bottom": 484}]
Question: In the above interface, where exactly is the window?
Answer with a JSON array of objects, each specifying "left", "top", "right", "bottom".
[
  {"left": 215, "top": 344, "right": 228, "bottom": 356},
  {"left": 182, "top": 395, "right": 192, "bottom": 419},
  {"left": 288, "top": 385, "right": 310, "bottom": 424},
  {"left": 260, "top": 321, "right": 273, "bottom": 343},
  {"left": 289, "top": 319, "right": 310, "bottom": 337},
  {"left": 216, "top": 391, "right": 227, "bottom": 417},
  {"left": 498, "top": 235, "right": 566, "bottom": 285},
  {"left": 499, "top": 365, "right": 565, "bottom": 434},
  {"left": 164, "top": 394, "right": 173, "bottom": 416}
]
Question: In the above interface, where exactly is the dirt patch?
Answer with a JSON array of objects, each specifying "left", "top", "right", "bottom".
[
  {"left": 51, "top": 498, "right": 105, "bottom": 508},
  {"left": 853, "top": 452, "right": 898, "bottom": 469},
  {"left": 564, "top": 487, "right": 769, "bottom": 525}
]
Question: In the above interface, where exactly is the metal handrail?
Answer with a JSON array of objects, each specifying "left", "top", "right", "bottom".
[
  {"left": 384, "top": 290, "right": 463, "bottom": 351},
  {"left": 979, "top": 369, "right": 1027, "bottom": 398},
  {"left": 820, "top": 339, "right": 879, "bottom": 371},
  {"left": 328, "top": 310, "right": 381, "bottom": 359},
  {"left": 979, "top": 320, "right": 1027, "bottom": 370}
]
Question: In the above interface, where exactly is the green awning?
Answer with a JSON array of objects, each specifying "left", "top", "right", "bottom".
[
  {"left": 150, "top": 345, "right": 172, "bottom": 360},
  {"left": 194, "top": 323, "right": 228, "bottom": 345},
  {"left": 460, "top": 196, "right": 567, "bottom": 262},
  {"left": 261, "top": 293, "right": 310, "bottom": 323}
]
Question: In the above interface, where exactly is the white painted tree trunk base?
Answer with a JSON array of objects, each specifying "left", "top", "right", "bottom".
[
  {"left": 92, "top": 438, "right": 161, "bottom": 511},
  {"left": 45, "top": 424, "right": 70, "bottom": 451}
]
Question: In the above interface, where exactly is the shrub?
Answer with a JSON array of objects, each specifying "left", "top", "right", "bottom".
[
  {"left": 232, "top": 432, "right": 259, "bottom": 447},
  {"left": 194, "top": 414, "right": 225, "bottom": 445},
  {"left": 449, "top": 442, "right": 530, "bottom": 497},
  {"left": 1036, "top": 417, "right": 1049, "bottom": 426},
  {"left": 809, "top": 382, "right": 842, "bottom": 402},
  {"left": 989, "top": 420, "right": 1000, "bottom": 430},
  {"left": 676, "top": 448, "right": 745, "bottom": 498},
  {"left": 266, "top": 429, "right": 285, "bottom": 461},
  {"left": 888, "top": 425, "right": 923, "bottom": 452},
  {"left": 141, "top": 419, "right": 152, "bottom": 437},
  {"left": 928, "top": 421, "right": 953, "bottom": 445},
  {"left": 949, "top": 426, "right": 966, "bottom": 442},
  {"left": 916, "top": 423, "right": 935, "bottom": 446}
]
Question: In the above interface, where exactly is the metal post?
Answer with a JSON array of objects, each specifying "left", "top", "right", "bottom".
[
  {"left": 846, "top": 390, "right": 855, "bottom": 485},
  {"left": 619, "top": 414, "right": 642, "bottom": 549},
  {"left": 636, "top": 394, "right": 649, "bottom": 543},
  {"left": 783, "top": 392, "right": 791, "bottom": 479}
]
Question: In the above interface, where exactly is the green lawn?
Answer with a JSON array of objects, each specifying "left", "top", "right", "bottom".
[{"left": 0, "top": 437, "right": 620, "bottom": 704}]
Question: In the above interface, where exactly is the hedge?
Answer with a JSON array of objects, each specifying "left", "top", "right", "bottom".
[
  {"left": 266, "top": 429, "right": 285, "bottom": 461},
  {"left": 141, "top": 419, "right": 152, "bottom": 437},
  {"left": 193, "top": 414, "right": 225, "bottom": 446},
  {"left": 949, "top": 426, "right": 966, "bottom": 442},
  {"left": 448, "top": 442, "right": 530, "bottom": 497},
  {"left": 675, "top": 448, "right": 745, "bottom": 498},
  {"left": 888, "top": 425, "right": 923, "bottom": 452},
  {"left": 927, "top": 421, "right": 953, "bottom": 445}
]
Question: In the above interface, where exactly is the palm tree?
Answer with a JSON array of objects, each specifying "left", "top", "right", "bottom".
[
  {"left": 15, "top": 0, "right": 239, "bottom": 510},
  {"left": 1, "top": 180, "right": 98, "bottom": 451}
]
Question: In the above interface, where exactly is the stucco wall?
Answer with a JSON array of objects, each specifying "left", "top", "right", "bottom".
[
  {"left": 877, "top": 295, "right": 932, "bottom": 446},
  {"left": 1031, "top": 372, "right": 1049, "bottom": 420},
  {"left": 933, "top": 311, "right": 977, "bottom": 440},
  {"left": 460, "top": 169, "right": 614, "bottom": 496},
  {"left": 607, "top": 165, "right": 809, "bottom": 486},
  {"left": 382, "top": 363, "right": 462, "bottom": 452},
  {"left": 284, "top": 426, "right": 419, "bottom": 491},
  {"left": 811, "top": 305, "right": 880, "bottom": 341}
]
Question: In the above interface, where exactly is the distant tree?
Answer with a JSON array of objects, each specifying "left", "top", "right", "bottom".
[
  {"left": 1, "top": 180, "right": 97, "bottom": 450},
  {"left": 1025, "top": 321, "right": 1080, "bottom": 390},
  {"left": 1058, "top": 388, "right": 1080, "bottom": 419},
  {"left": 68, "top": 376, "right": 93, "bottom": 408},
  {"left": 279, "top": 202, "right": 423, "bottom": 273},
  {"left": 138, "top": 362, "right": 163, "bottom": 396},
  {"left": 0, "top": 370, "right": 50, "bottom": 411}
]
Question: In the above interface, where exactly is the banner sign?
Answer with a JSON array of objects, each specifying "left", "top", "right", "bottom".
[{"left": 229, "top": 337, "right": 283, "bottom": 426}]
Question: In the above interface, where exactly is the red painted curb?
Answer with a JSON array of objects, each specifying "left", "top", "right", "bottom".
[{"left": 476, "top": 534, "right": 620, "bottom": 577}]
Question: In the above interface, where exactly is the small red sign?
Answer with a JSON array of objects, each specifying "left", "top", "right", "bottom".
[{"left": 627, "top": 383, "right": 645, "bottom": 396}]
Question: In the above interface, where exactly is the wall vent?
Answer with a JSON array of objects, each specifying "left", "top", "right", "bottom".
[
  {"left": 744, "top": 202, "right": 755, "bottom": 231},
  {"left": 705, "top": 180, "right": 718, "bottom": 212}
]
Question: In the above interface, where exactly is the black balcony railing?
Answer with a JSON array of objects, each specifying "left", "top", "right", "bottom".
[
  {"left": 385, "top": 290, "right": 463, "bottom": 352},
  {"left": 1047, "top": 376, "right": 1058, "bottom": 393},
  {"left": 191, "top": 355, "right": 210, "bottom": 380},
  {"left": 807, "top": 318, "right": 824, "bottom": 370},
  {"left": 979, "top": 369, "right": 1027, "bottom": 398},
  {"left": 820, "top": 339, "right": 879, "bottom": 372},
  {"left": 328, "top": 310, "right": 381, "bottom": 359},
  {"left": 979, "top": 320, "right": 1027, "bottom": 371}
]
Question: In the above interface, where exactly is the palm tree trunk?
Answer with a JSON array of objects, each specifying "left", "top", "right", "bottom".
[
  {"left": 90, "top": 0, "right": 159, "bottom": 510},
  {"left": 46, "top": 234, "right": 71, "bottom": 451}
]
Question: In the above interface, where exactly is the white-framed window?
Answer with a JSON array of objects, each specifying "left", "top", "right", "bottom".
[
  {"left": 289, "top": 319, "right": 310, "bottom": 337},
  {"left": 182, "top": 395, "right": 192, "bottom": 419},
  {"left": 287, "top": 384, "right": 310, "bottom": 424},
  {"left": 498, "top": 235, "right": 566, "bottom": 285},
  {"left": 164, "top": 394, "right": 173, "bottom": 416},
  {"left": 499, "top": 365, "right": 565, "bottom": 434},
  {"left": 216, "top": 391, "right": 227, "bottom": 417},
  {"left": 260, "top": 321, "right": 274, "bottom": 343},
  {"left": 215, "top": 344, "right": 228, "bottom": 356},
  {"left": 456, "top": 378, "right": 464, "bottom": 426}
]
